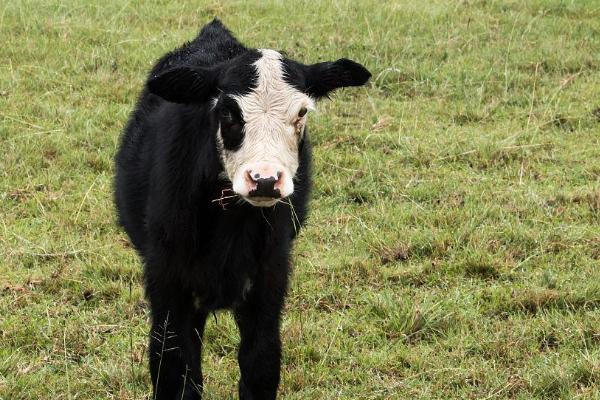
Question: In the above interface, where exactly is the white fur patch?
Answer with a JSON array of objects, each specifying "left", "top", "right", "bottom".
[{"left": 220, "top": 49, "right": 315, "bottom": 205}]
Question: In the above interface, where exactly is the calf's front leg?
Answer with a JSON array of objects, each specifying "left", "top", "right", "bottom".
[
  {"left": 147, "top": 288, "right": 207, "bottom": 400},
  {"left": 234, "top": 292, "right": 285, "bottom": 400}
]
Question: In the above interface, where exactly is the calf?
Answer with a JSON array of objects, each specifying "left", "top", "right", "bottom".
[{"left": 114, "top": 19, "right": 370, "bottom": 400}]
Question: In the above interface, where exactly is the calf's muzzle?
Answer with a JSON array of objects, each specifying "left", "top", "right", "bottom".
[{"left": 247, "top": 168, "right": 282, "bottom": 199}]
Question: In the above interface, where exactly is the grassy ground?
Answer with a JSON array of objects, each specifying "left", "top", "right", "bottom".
[{"left": 1, "top": 0, "right": 599, "bottom": 398}]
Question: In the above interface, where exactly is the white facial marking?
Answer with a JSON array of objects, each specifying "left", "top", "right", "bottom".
[{"left": 218, "top": 49, "right": 315, "bottom": 207}]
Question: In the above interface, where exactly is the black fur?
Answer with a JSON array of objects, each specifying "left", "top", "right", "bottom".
[
  {"left": 217, "top": 96, "right": 245, "bottom": 150},
  {"left": 114, "top": 18, "right": 370, "bottom": 400},
  {"left": 283, "top": 58, "right": 371, "bottom": 99}
]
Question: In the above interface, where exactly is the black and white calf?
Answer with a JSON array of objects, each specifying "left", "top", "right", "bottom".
[{"left": 114, "top": 19, "right": 370, "bottom": 399}]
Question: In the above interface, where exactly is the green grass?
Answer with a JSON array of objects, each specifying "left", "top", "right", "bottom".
[{"left": 1, "top": 0, "right": 599, "bottom": 398}]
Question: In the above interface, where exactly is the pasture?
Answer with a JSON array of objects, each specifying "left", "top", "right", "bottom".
[{"left": 1, "top": 1, "right": 599, "bottom": 398}]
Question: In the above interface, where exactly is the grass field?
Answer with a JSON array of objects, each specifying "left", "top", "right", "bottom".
[{"left": 1, "top": 1, "right": 599, "bottom": 398}]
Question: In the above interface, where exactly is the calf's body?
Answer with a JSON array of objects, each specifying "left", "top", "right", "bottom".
[{"left": 115, "top": 19, "right": 369, "bottom": 399}]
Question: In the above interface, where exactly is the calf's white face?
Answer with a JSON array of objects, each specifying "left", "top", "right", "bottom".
[
  {"left": 147, "top": 44, "right": 371, "bottom": 208},
  {"left": 218, "top": 50, "right": 315, "bottom": 207}
]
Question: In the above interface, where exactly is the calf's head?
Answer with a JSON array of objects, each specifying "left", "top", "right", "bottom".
[{"left": 148, "top": 49, "right": 370, "bottom": 207}]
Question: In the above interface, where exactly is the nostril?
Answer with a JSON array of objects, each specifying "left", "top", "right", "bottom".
[
  {"left": 247, "top": 170, "right": 264, "bottom": 182},
  {"left": 274, "top": 171, "right": 284, "bottom": 190}
]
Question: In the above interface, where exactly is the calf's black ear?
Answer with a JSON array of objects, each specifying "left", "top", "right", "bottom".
[
  {"left": 147, "top": 66, "right": 219, "bottom": 103},
  {"left": 305, "top": 58, "right": 371, "bottom": 98}
]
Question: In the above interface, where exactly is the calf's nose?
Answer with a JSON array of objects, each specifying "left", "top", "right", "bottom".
[{"left": 247, "top": 169, "right": 282, "bottom": 198}]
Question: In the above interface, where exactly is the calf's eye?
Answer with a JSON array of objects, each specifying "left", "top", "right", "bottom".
[
  {"left": 221, "top": 109, "right": 233, "bottom": 121},
  {"left": 298, "top": 107, "right": 307, "bottom": 118}
]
